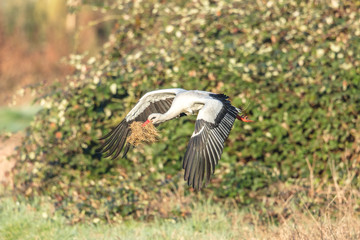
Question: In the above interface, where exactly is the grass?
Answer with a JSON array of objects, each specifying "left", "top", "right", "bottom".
[
  {"left": 0, "top": 197, "right": 239, "bottom": 240},
  {"left": 0, "top": 106, "right": 41, "bottom": 133},
  {"left": 0, "top": 193, "right": 359, "bottom": 240}
]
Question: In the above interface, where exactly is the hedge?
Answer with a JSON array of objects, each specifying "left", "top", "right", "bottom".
[{"left": 13, "top": 0, "right": 360, "bottom": 222}]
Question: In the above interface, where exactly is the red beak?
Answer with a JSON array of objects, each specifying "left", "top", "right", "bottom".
[{"left": 142, "top": 119, "right": 151, "bottom": 127}]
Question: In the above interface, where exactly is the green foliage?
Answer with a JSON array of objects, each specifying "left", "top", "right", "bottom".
[{"left": 13, "top": 0, "right": 360, "bottom": 222}]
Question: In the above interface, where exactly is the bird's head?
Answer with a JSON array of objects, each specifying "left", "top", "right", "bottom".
[{"left": 143, "top": 113, "right": 164, "bottom": 126}]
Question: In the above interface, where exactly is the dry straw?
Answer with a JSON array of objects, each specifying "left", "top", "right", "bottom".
[{"left": 127, "top": 121, "right": 159, "bottom": 146}]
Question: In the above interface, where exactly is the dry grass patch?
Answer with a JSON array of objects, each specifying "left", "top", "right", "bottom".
[{"left": 248, "top": 196, "right": 360, "bottom": 239}]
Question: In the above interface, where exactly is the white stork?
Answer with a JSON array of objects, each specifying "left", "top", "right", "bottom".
[{"left": 98, "top": 88, "right": 253, "bottom": 190}]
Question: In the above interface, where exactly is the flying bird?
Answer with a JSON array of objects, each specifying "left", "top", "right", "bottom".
[{"left": 98, "top": 88, "right": 253, "bottom": 190}]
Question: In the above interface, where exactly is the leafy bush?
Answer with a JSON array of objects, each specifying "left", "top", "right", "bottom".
[{"left": 14, "top": 0, "right": 360, "bottom": 222}]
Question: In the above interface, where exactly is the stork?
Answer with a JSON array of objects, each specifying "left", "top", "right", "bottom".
[{"left": 98, "top": 88, "right": 253, "bottom": 190}]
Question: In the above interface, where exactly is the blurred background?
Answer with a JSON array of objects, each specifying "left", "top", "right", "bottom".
[
  {"left": 0, "top": 0, "right": 359, "bottom": 239},
  {"left": 0, "top": 0, "right": 113, "bottom": 106},
  {"left": 0, "top": 0, "right": 116, "bottom": 193}
]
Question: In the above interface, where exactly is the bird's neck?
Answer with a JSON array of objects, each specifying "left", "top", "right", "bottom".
[{"left": 161, "top": 107, "right": 182, "bottom": 122}]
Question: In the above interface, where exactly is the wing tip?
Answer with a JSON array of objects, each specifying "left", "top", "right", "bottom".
[{"left": 97, "top": 120, "right": 130, "bottom": 159}]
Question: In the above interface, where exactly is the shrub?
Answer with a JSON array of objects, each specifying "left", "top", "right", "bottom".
[{"left": 14, "top": 0, "right": 360, "bottom": 222}]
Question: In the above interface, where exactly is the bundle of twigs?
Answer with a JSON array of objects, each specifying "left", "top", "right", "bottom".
[{"left": 127, "top": 121, "right": 159, "bottom": 146}]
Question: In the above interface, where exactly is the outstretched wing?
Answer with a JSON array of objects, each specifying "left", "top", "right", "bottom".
[
  {"left": 183, "top": 94, "right": 240, "bottom": 190},
  {"left": 98, "top": 88, "right": 186, "bottom": 159}
]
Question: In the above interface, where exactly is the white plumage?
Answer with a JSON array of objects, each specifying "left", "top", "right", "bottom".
[{"left": 98, "top": 88, "right": 252, "bottom": 190}]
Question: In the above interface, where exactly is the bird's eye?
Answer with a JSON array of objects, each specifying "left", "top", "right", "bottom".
[{"left": 151, "top": 116, "right": 156, "bottom": 120}]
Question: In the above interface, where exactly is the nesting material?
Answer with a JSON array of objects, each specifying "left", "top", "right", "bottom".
[{"left": 128, "top": 121, "right": 159, "bottom": 146}]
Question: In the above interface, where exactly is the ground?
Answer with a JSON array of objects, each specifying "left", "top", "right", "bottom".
[{"left": 0, "top": 132, "right": 22, "bottom": 187}]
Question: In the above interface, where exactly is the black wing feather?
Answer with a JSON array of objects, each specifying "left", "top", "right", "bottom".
[
  {"left": 183, "top": 95, "right": 239, "bottom": 190},
  {"left": 98, "top": 97, "right": 175, "bottom": 159}
]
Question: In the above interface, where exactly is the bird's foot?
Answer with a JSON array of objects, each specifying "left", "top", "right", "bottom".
[{"left": 236, "top": 115, "right": 254, "bottom": 122}]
